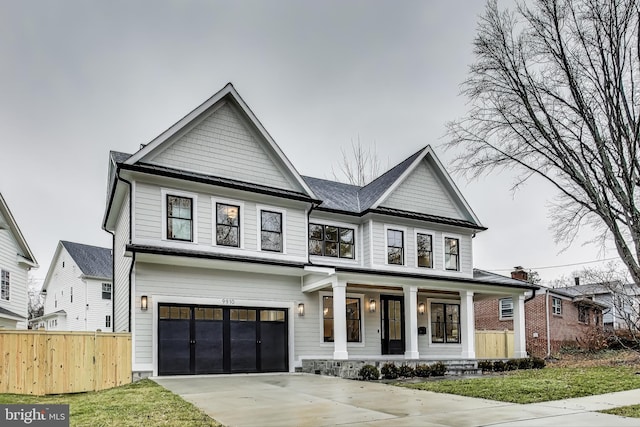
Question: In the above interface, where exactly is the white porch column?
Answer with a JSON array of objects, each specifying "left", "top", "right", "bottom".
[
  {"left": 513, "top": 293, "right": 527, "bottom": 358},
  {"left": 459, "top": 290, "right": 476, "bottom": 359},
  {"left": 332, "top": 280, "right": 348, "bottom": 360},
  {"left": 404, "top": 286, "right": 419, "bottom": 359}
]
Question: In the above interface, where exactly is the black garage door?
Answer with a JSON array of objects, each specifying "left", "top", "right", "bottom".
[{"left": 158, "top": 304, "right": 288, "bottom": 375}]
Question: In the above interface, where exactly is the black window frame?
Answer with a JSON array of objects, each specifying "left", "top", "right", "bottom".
[
  {"left": 166, "top": 195, "right": 194, "bottom": 242},
  {"left": 386, "top": 229, "right": 404, "bottom": 265},
  {"left": 308, "top": 223, "right": 355, "bottom": 259},
  {"left": 430, "top": 302, "right": 461, "bottom": 344},
  {"left": 0, "top": 270, "right": 9, "bottom": 301},
  {"left": 322, "top": 295, "right": 362, "bottom": 343},
  {"left": 416, "top": 233, "right": 433, "bottom": 268},
  {"left": 102, "top": 283, "right": 112, "bottom": 300},
  {"left": 260, "top": 210, "right": 283, "bottom": 252},
  {"left": 216, "top": 203, "right": 241, "bottom": 247},
  {"left": 105, "top": 315, "right": 112, "bottom": 328},
  {"left": 444, "top": 237, "right": 460, "bottom": 271}
]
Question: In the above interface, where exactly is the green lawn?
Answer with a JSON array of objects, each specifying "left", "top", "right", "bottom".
[
  {"left": 0, "top": 379, "right": 221, "bottom": 427},
  {"left": 399, "top": 366, "right": 640, "bottom": 404}
]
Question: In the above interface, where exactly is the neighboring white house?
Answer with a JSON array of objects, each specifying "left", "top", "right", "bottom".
[
  {"left": 102, "top": 83, "right": 537, "bottom": 379},
  {"left": 31, "top": 241, "right": 112, "bottom": 332},
  {"left": 0, "top": 193, "right": 38, "bottom": 329}
]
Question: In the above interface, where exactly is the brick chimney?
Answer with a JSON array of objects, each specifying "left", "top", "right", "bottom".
[{"left": 511, "top": 266, "right": 529, "bottom": 282}]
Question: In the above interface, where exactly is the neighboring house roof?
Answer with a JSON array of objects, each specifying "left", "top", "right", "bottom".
[
  {"left": 29, "top": 310, "right": 67, "bottom": 323},
  {"left": 537, "top": 286, "right": 610, "bottom": 309},
  {"left": 0, "top": 306, "right": 26, "bottom": 320},
  {"left": 0, "top": 193, "right": 38, "bottom": 268},
  {"left": 473, "top": 269, "right": 534, "bottom": 288},
  {"left": 60, "top": 241, "right": 112, "bottom": 280},
  {"left": 302, "top": 146, "right": 486, "bottom": 231}
]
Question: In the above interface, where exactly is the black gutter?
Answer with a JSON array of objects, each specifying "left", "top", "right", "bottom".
[{"left": 119, "top": 162, "right": 321, "bottom": 204}]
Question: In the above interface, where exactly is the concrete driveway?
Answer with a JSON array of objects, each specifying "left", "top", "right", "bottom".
[{"left": 154, "top": 373, "right": 640, "bottom": 427}]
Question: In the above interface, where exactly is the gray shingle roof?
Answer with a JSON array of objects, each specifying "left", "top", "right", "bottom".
[
  {"left": 111, "top": 151, "right": 132, "bottom": 163},
  {"left": 472, "top": 269, "right": 536, "bottom": 288},
  {"left": 61, "top": 241, "right": 112, "bottom": 280}
]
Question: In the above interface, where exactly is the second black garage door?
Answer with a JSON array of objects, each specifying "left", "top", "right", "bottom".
[{"left": 158, "top": 304, "right": 288, "bottom": 375}]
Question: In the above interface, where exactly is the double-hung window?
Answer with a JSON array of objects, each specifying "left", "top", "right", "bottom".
[
  {"left": 430, "top": 302, "right": 460, "bottom": 343},
  {"left": 387, "top": 229, "right": 404, "bottom": 265},
  {"left": 105, "top": 315, "right": 112, "bottom": 328},
  {"left": 444, "top": 237, "right": 459, "bottom": 271},
  {"left": 216, "top": 203, "right": 240, "bottom": 247},
  {"left": 167, "top": 195, "right": 193, "bottom": 241},
  {"left": 102, "top": 283, "right": 112, "bottom": 300},
  {"left": 499, "top": 298, "right": 513, "bottom": 319},
  {"left": 1, "top": 270, "right": 9, "bottom": 301},
  {"left": 552, "top": 297, "right": 562, "bottom": 315},
  {"left": 416, "top": 233, "right": 433, "bottom": 268},
  {"left": 308, "top": 224, "right": 354, "bottom": 259},
  {"left": 322, "top": 295, "right": 361, "bottom": 342},
  {"left": 260, "top": 210, "right": 282, "bottom": 252}
]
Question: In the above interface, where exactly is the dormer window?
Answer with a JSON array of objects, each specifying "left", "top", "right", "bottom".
[{"left": 308, "top": 223, "right": 354, "bottom": 259}]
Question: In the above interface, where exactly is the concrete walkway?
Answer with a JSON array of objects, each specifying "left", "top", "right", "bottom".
[{"left": 154, "top": 373, "right": 640, "bottom": 427}]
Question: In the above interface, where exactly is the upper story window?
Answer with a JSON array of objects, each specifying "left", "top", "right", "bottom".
[
  {"left": 102, "top": 283, "right": 112, "bottom": 300},
  {"left": 431, "top": 302, "right": 460, "bottom": 343},
  {"left": 416, "top": 233, "right": 433, "bottom": 268},
  {"left": 386, "top": 229, "right": 404, "bottom": 265},
  {"left": 1, "top": 270, "right": 9, "bottom": 301},
  {"left": 499, "top": 298, "right": 513, "bottom": 319},
  {"left": 260, "top": 210, "right": 283, "bottom": 252},
  {"left": 444, "top": 237, "right": 459, "bottom": 271},
  {"left": 167, "top": 195, "right": 193, "bottom": 241},
  {"left": 309, "top": 224, "right": 354, "bottom": 259},
  {"left": 216, "top": 203, "right": 240, "bottom": 247},
  {"left": 552, "top": 297, "right": 562, "bottom": 315}
]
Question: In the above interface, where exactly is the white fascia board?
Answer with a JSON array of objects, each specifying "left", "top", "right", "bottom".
[{"left": 0, "top": 193, "right": 38, "bottom": 265}]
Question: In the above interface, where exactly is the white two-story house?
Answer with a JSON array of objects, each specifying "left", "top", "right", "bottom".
[
  {"left": 103, "top": 83, "right": 536, "bottom": 378},
  {"left": 32, "top": 241, "right": 113, "bottom": 331},
  {"left": 0, "top": 193, "right": 38, "bottom": 329}
]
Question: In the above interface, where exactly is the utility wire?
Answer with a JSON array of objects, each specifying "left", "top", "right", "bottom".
[{"left": 487, "top": 257, "right": 620, "bottom": 272}]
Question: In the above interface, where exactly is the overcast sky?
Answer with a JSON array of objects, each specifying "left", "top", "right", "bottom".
[{"left": 0, "top": 1, "right": 620, "bottom": 286}]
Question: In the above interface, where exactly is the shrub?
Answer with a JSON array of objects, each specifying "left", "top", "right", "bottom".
[
  {"left": 577, "top": 326, "right": 610, "bottom": 352},
  {"left": 517, "top": 358, "right": 533, "bottom": 370},
  {"left": 398, "top": 364, "right": 415, "bottom": 378},
  {"left": 430, "top": 361, "right": 447, "bottom": 376},
  {"left": 531, "top": 357, "right": 546, "bottom": 369},
  {"left": 477, "top": 360, "right": 493, "bottom": 372},
  {"left": 358, "top": 364, "right": 379, "bottom": 381},
  {"left": 493, "top": 360, "right": 506, "bottom": 372},
  {"left": 381, "top": 362, "right": 399, "bottom": 379},
  {"left": 414, "top": 364, "right": 431, "bottom": 377},
  {"left": 505, "top": 359, "right": 519, "bottom": 371}
]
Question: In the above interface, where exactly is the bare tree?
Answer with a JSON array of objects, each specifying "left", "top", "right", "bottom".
[
  {"left": 447, "top": 0, "right": 640, "bottom": 285},
  {"left": 27, "top": 275, "right": 43, "bottom": 321},
  {"left": 332, "top": 137, "right": 385, "bottom": 186}
]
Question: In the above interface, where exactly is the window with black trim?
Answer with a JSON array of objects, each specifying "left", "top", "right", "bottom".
[
  {"left": 308, "top": 223, "right": 354, "bottom": 259},
  {"left": 167, "top": 195, "right": 193, "bottom": 241},
  {"left": 260, "top": 210, "right": 282, "bottom": 252},
  {"left": 102, "top": 283, "right": 112, "bottom": 300},
  {"left": 499, "top": 298, "right": 513, "bottom": 319},
  {"left": 322, "top": 295, "right": 361, "bottom": 342},
  {"left": 444, "top": 237, "right": 459, "bottom": 271},
  {"left": 387, "top": 229, "right": 404, "bottom": 265},
  {"left": 417, "top": 233, "right": 433, "bottom": 268},
  {"left": 216, "top": 203, "right": 240, "bottom": 247},
  {"left": 1, "top": 270, "right": 9, "bottom": 301},
  {"left": 430, "top": 302, "right": 460, "bottom": 343},
  {"left": 552, "top": 297, "right": 562, "bottom": 315},
  {"left": 105, "top": 315, "right": 112, "bottom": 328}
]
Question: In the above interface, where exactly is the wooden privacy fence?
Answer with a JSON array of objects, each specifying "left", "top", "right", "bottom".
[
  {"left": 0, "top": 330, "right": 131, "bottom": 395},
  {"left": 475, "top": 330, "right": 514, "bottom": 358}
]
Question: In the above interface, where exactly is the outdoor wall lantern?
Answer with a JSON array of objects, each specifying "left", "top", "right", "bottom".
[
  {"left": 298, "top": 303, "right": 305, "bottom": 317},
  {"left": 369, "top": 298, "right": 376, "bottom": 313},
  {"left": 418, "top": 302, "right": 425, "bottom": 315},
  {"left": 141, "top": 295, "right": 148, "bottom": 311}
]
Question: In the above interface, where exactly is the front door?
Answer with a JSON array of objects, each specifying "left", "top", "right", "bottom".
[{"left": 381, "top": 295, "right": 405, "bottom": 355}]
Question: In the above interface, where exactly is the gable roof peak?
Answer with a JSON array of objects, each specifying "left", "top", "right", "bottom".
[{"left": 0, "top": 192, "right": 38, "bottom": 267}]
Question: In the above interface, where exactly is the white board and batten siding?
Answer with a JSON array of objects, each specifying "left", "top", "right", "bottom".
[
  {"left": 0, "top": 209, "right": 29, "bottom": 328},
  {"left": 148, "top": 102, "right": 304, "bottom": 193},
  {"left": 380, "top": 158, "right": 467, "bottom": 221},
  {"left": 113, "top": 193, "right": 132, "bottom": 333},
  {"left": 133, "top": 180, "right": 308, "bottom": 258}
]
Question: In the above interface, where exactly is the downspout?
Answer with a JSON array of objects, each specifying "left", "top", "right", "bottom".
[
  {"left": 545, "top": 289, "right": 551, "bottom": 357},
  {"left": 105, "top": 229, "right": 115, "bottom": 332}
]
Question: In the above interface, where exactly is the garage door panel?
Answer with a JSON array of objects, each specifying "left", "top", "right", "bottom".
[
  {"left": 260, "top": 321, "right": 287, "bottom": 372},
  {"left": 158, "top": 319, "right": 191, "bottom": 375},
  {"left": 195, "top": 320, "right": 224, "bottom": 374},
  {"left": 230, "top": 321, "right": 257, "bottom": 372}
]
